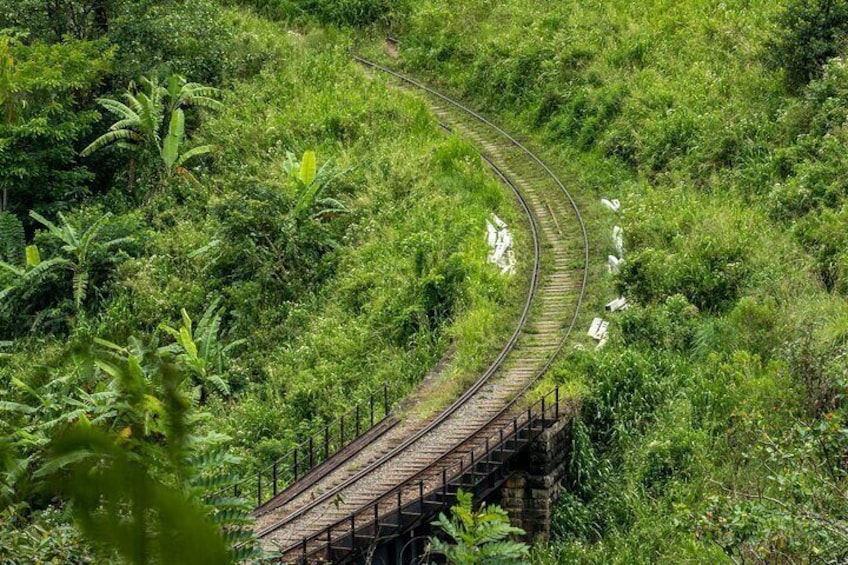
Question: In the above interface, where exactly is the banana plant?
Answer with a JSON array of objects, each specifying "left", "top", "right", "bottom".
[
  {"left": 0, "top": 211, "right": 132, "bottom": 316},
  {"left": 161, "top": 107, "right": 214, "bottom": 185},
  {"left": 81, "top": 74, "right": 222, "bottom": 191},
  {"left": 0, "top": 244, "right": 70, "bottom": 306},
  {"left": 28, "top": 211, "right": 132, "bottom": 310},
  {"left": 283, "top": 150, "right": 350, "bottom": 223},
  {"left": 159, "top": 300, "right": 245, "bottom": 402}
]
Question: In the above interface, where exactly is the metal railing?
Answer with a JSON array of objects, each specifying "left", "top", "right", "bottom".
[
  {"left": 219, "top": 384, "right": 395, "bottom": 509},
  {"left": 281, "top": 386, "right": 566, "bottom": 563}
]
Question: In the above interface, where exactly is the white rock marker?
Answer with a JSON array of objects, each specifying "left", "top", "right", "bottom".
[
  {"left": 601, "top": 198, "right": 621, "bottom": 212},
  {"left": 486, "top": 214, "right": 515, "bottom": 275},
  {"left": 613, "top": 225, "right": 624, "bottom": 256},
  {"left": 606, "top": 296, "right": 628, "bottom": 312},
  {"left": 587, "top": 317, "right": 609, "bottom": 341},
  {"left": 608, "top": 255, "right": 622, "bottom": 274}
]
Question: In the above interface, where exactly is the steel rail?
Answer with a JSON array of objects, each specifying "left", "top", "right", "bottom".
[
  {"left": 257, "top": 55, "right": 590, "bottom": 552},
  {"left": 254, "top": 106, "right": 542, "bottom": 542}
]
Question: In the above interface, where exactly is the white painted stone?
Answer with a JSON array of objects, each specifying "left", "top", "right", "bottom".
[
  {"left": 613, "top": 226, "right": 624, "bottom": 256},
  {"left": 601, "top": 198, "right": 621, "bottom": 212},
  {"left": 608, "top": 255, "right": 622, "bottom": 274},
  {"left": 587, "top": 317, "right": 609, "bottom": 341},
  {"left": 606, "top": 296, "right": 628, "bottom": 312}
]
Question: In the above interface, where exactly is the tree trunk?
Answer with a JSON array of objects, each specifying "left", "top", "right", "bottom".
[
  {"left": 94, "top": 0, "right": 110, "bottom": 34},
  {"left": 128, "top": 156, "right": 136, "bottom": 195}
]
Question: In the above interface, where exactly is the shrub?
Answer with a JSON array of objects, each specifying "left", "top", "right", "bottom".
[
  {"left": 237, "top": 0, "right": 406, "bottom": 27},
  {"left": 767, "top": 0, "right": 848, "bottom": 90}
]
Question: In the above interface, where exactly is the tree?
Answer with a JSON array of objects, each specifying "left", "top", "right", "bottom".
[
  {"left": 81, "top": 74, "right": 221, "bottom": 192},
  {"left": 429, "top": 490, "right": 529, "bottom": 565},
  {"left": 767, "top": 0, "right": 848, "bottom": 90},
  {"left": 0, "top": 0, "right": 118, "bottom": 42},
  {"left": 0, "top": 37, "right": 110, "bottom": 216},
  {"left": 0, "top": 211, "right": 132, "bottom": 334}
]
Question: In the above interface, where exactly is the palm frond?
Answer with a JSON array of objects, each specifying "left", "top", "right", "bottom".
[
  {"left": 97, "top": 98, "right": 139, "bottom": 122},
  {"left": 81, "top": 129, "right": 142, "bottom": 157},
  {"left": 175, "top": 145, "right": 214, "bottom": 168}
]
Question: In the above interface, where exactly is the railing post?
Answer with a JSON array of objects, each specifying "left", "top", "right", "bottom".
[
  {"left": 273, "top": 462, "right": 278, "bottom": 496},
  {"left": 327, "top": 528, "right": 332, "bottom": 553},
  {"left": 374, "top": 502, "right": 379, "bottom": 529},
  {"left": 384, "top": 383, "right": 389, "bottom": 416},
  {"left": 397, "top": 490, "right": 402, "bottom": 527},
  {"left": 325, "top": 426, "right": 330, "bottom": 459},
  {"left": 542, "top": 396, "right": 546, "bottom": 422},
  {"left": 442, "top": 468, "right": 447, "bottom": 499},
  {"left": 309, "top": 437, "right": 314, "bottom": 470},
  {"left": 351, "top": 514, "right": 356, "bottom": 542},
  {"left": 340, "top": 416, "right": 345, "bottom": 446},
  {"left": 257, "top": 473, "right": 262, "bottom": 507},
  {"left": 294, "top": 450, "right": 299, "bottom": 481},
  {"left": 355, "top": 405, "right": 361, "bottom": 437},
  {"left": 419, "top": 480, "right": 424, "bottom": 510},
  {"left": 370, "top": 394, "right": 375, "bottom": 427},
  {"left": 555, "top": 387, "right": 560, "bottom": 419}
]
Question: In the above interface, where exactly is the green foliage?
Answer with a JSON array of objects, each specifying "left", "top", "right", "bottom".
[
  {"left": 108, "top": 0, "right": 235, "bottom": 85},
  {"left": 430, "top": 490, "right": 529, "bottom": 565},
  {"left": 0, "top": 212, "right": 23, "bottom": 265},
  {"left": 0, "top": 332, "right": 261, "bottom": 563},
  {"left": 0, "top": 37, "right": 111, "bottom": 217},
  {"left": 39, "top": 425, "right": 232, "bottom": 565},
  {"left": 0, "top": 0, "right": 114, "bottom": 42},
  {"left": 82, "top": 74, "right": 221, "bottom": 192},
  {"left": 0, "top": 506, "right": 95, "bottom": 564},
  {"left": 766, "top": 0, "right": 848, "bottom": 90},
  {"left": 159, "top": 300, "right": 246, "bottom": 402},
  {"left": 0, "top": 211, "right": 133, "bottom": 335},
  {"left": 240, "top": 0, "right": 407, "bottom": 27}
]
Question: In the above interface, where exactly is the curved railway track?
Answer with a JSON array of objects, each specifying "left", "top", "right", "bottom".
[{"left": 253, "top": 56, "right": 590, "bottom": 562}]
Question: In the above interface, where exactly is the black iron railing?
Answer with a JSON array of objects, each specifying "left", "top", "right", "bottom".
[
  {"left": 219, "top": 384, "right": 395, "bottom": 509},
  {"left": 282, "top": 386, "right": 566, "bottom": 563}
]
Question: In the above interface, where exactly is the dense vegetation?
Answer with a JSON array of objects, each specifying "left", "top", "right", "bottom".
[
  {"left": 369, "top": 0, "right": 848, "bottom": 562},
  {"left": 0, "top": 1, "right": 525, "bottom": 561},
  {"left": 3, "top": 0, "right": 848, "bottom": 563}
]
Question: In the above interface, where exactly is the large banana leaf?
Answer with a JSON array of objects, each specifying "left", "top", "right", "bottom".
[
  {"left": 162, "top": 108, "right": 186, "bottom": 171},
  {"left": 175, "top": 144, "right": 214, "bottom": 168},
  {"left": 299, "top": 150, "right": 317, "bottom": 186}
]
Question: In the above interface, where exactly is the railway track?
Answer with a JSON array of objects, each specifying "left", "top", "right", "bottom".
[{"left": 253, "top": 56, "right": 590, "bottom": 563}]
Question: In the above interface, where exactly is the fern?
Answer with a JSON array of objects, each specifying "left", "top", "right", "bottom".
[
  {"left": 0, "top": 212, "right": 24, "bottom": 265},
  {"left": 188, "top": 432, "right": 262, "bottom": 562}
]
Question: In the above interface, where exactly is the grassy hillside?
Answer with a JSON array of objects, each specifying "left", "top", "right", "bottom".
[
  {"left": 0, "top": 4, "right": 528, "bottom": 560},
  {"left": 2, "top": 0, "right": 848, "bottom": 562},
  {"left": 365, "top": 0, "right": 848, "bottom": 562}
]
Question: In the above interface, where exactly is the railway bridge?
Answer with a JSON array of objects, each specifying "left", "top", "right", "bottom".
[{"left": 228, "top": 56, "right": 591, "bottom": 563}]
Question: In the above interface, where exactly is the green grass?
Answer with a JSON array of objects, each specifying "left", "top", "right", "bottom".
[{"left": 370, "top": 0, "right": 848, "bottom": 561}]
